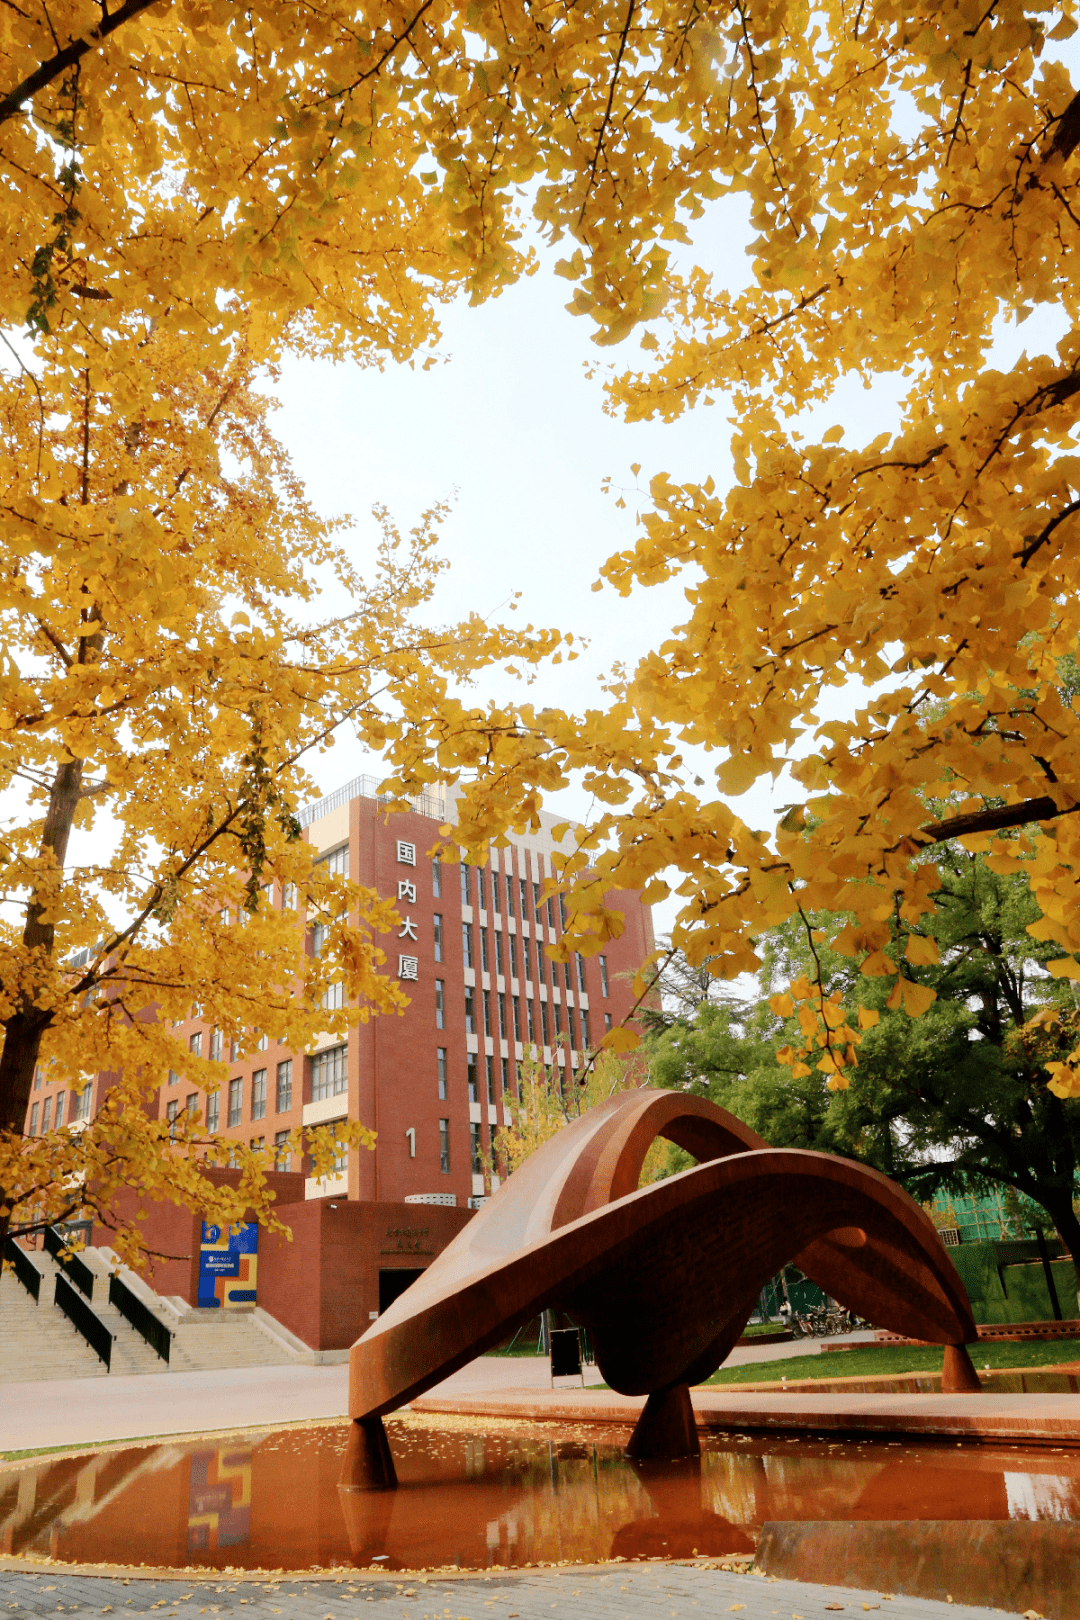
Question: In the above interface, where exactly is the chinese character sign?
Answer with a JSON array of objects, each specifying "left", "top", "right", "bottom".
[
  {"left": 396, "top": 841, "right": 416, "bottom": 866},
  {"left": 398, "top": 955, "right": 419, "bottom": 981}
]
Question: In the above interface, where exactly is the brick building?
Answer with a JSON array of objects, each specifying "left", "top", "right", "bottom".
[{"left": 26, "top": 776, "right": 655, "bottom": 1215}]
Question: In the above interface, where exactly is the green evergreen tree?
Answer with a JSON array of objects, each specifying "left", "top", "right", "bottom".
[{"left": 647, "top": 848, "right": 1080, "bottom": 1285}]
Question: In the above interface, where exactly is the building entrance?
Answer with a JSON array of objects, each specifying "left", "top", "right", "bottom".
[{"left": 379, "top": 1268, "right": 424, "bottom": 1313}]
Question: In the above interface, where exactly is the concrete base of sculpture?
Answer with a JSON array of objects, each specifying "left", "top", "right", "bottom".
[
  {"left": 343, "top": 1088, "right": 983, "bottom": 1487},
  {"left": 340, "top": 1416, "right": 398, "bottom": 1490},
  {"left": 941, "top": 1342, "right": 982, "bottom": 1393},
  {"left": 626, "top": 1383, "right": 700, "bottom": 1460}
]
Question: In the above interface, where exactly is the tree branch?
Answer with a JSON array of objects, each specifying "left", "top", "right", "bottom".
[
  {"left": 0, "top": 0, "right": 158, "bottom": 125},
  {"left": 919, "top": 795, "right": 1080, "bottom": 843}
]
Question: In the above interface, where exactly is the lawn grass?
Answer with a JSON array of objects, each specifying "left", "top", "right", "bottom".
[{"left": 701, "top": 1336, "right": 1080, "bottom": 1385}]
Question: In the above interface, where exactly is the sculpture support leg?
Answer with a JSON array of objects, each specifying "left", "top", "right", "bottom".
[
  {"left": 339, "top": 1416, "right": 398, "bottom": 1489},
  {"left": 941, "top": 1343, "right": 982, "bottom": 1393},
  {"left": 626, "top": 1384, "right": 701, "bottom": 1460}
]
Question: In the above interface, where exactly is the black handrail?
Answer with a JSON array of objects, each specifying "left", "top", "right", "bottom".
[
  {"left": 54, "top": 1272, "right": 112, "bottom": 1370},
  {"left": 43, "top": 1224, "right": 95, "bottom": 1300},
  {"left": 109, "top": 1273, "right": 171, "bottom": 1364},
  {"left": 3, "top": 1236, "right": 41, "bottom": 1302}
]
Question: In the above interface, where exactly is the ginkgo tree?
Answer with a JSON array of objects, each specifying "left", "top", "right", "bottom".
[
  {"left": 0, "top": 316, "right": 564, "bottom": 1255},
  {"left": 389, "top": 0, "right": 1080, "bottom": 1107}
]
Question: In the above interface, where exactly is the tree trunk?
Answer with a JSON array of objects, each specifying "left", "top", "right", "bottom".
[
  {"left": 0, "top": 755, "right": 85, "bottom": 1242},
  {"left": 1045, "top": 1196, "right": 1080, "bottom": 1308}
]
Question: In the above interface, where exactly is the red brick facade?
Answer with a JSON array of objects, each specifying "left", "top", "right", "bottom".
[{"left": 151, "top": 780, "right": 655, "bottom": 1210}]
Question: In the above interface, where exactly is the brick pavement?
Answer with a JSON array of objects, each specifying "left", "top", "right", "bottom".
[{"left": 0, "top": 1565, "right": 1011, "bottom": 1620}]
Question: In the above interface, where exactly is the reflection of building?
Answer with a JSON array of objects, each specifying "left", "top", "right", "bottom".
[{"left": 22, "top": 776, "right": 654, "bottom": 1352}]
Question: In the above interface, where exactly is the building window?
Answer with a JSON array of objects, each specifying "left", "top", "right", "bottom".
[
  {"left": 494, "top": 930, "right": 504, "bottom": 975},
  {"left": 435, "top": 979, "right": 445, "bottom": 1029},
  {"left": 576, "top": 955, "right": 587, "bottom": 994},
  {"left": 460, "top": 862, "right": 470, "bottom": 905},
  {"left": 526, "top": 996, "right": 536, "bottom": 1044},
  {"left": 321, "top": 844, "right": 350, "bottom": 878},
  {"left": 532, "top": 880, "right": 541, "bottom": 920},
  {"left": 54, "top": 1091, "right": 65, "bottom": 1129},
  {"left": 433, "top": 914, "right": 443, "bottom": 961},
  {"left": 462, "top": 922, "right": 473, "bottom": 968},
  {"left": 311, "top": 1044, "right": 348, "bottom": 1101},
  {"left": 283, "top": 882, "right": 298, "bottom": 909},
  {"left": 396, "top": 840, "right": 415, "bottom": 867},
  {"left": 567, "top": 1006, "right": 578, "bottom": 1049},
  {"left": 332, "top": 1134, "right": 347, "bottom": 1173},
  {"left": 470, "top": 1121, "right": 483, "bottom": 1175},
  {"left": 41, "top": 1097, "right": 51, "bottom": 1133},
  {"left": 251, "top": 1135, "right": 265, "bottom": 1153},
  {"left": 437, "top": 1047, "right": 448, "bottom": 1101},
  {"left": 486, "top": 1055, "right": 496, "bottom": 1104},
  {"left": 553, "top": 1000, "right": 563, "bottom": 1040},
  {"left": 558, "top": 894, "right": 568, "bottom": 931},
  {"left": 498, "top": 993, "right": 507, "bottom": 1038},
  {"left": 207, "top": 1090, "right": 220, "bottom": 1131},
  {"left": 168, "top": 1069, "right": 179, "bottom": 1087},
  {"left": 167, "top": 1098, "right": 178, "bottom": 1139},
  {"left": 256, "top": 1031, "right": 269, "bottom": 1051},
  {"left": 229, "top": 1038, "right": 239, "bottom": 1062},
  {"left": 512, "top": 996, "right": 521, "bottom": 1041},
  {"left": 464, "top": 985, "right": 476, "bottom": 1034},
  {"left": 501, "top": 1057, "right": 511, "bottom": 1097},
  {"left": 28, "top": 1102, "right": 38, "bottom": 1135},
  {"left": 277, "top": 1059, "right": 293, "bottom": 1113},
  {"left": 467, "top": 1054, "right": 478, "bottom": 1104},
  {"left": 439, "top": 1119, "right": 450, "bottom": 1174},
  {"left": 540, "top": 1000, "right": 550, "bottom": 1046},
  {"left": 580, "top": 1006, "right": 591, "bottom": 1048},
  {"left": 599, "top": 955, "right": 609, "bottom": 997},
  {"left": 186, "top": 1092, "right": 199, "bottom": 1122},
  {"left": 432, "top": 858, "right": 442, "bottom": 897},
  {"left": 483, "top": 988, "right": 492, "bottom": 1037},
  {"left": 228, "top": 1077, "right": 243, "bottom": 1128},
  {"left": 604, "top": 1012, "right": 613, "bottom": 1033},
  {"left": 475, "top": 865, "right": 486, "bottom": 911},
  {"left": 74, "top": 1084, "right": 92, "bottom": 1122},
  {"left": 34, "top": 1066, "right": 42, "bottom": 1091},
  {"left": 506, "top": 872, "right": 517, "bottom": 917},
  {"left": 189, "top": 1031, "right": 202, "bottom": 1058},
  {"left": 252, "top": 1068, "right": 267, "bottom": 1121},
  {"left": 274, "top": 1129, "right": 291, "bottom": 1170},
  {"left": 480, "top": 927, "right": 489, "bottom": 972},
  {"left": 564, "top": 959, "right": 573, "bottom": 991},
  {"left": 210, "top": 1028, "right": 223, "bottom": 1062},
  {"left": 536, "top": 936, "right": 547, "bottom": 981}
]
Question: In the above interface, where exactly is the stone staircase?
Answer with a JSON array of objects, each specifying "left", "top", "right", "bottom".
[{"left": 0, "top": 1245, "right": 306, "bottom": 1383}]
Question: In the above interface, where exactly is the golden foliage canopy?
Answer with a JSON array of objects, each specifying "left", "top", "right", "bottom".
[{"left": 375, "top": 0, "right": 1080, "bottom": 1098}]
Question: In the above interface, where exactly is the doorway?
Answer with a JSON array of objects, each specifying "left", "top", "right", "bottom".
[{"left": 379, "top": 1267, "right": 425, "bottom": 1313}]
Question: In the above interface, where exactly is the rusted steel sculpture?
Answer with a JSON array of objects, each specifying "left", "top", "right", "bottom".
[{"left": 343, "top": 1088, "right": 979, "bottom": 1486}]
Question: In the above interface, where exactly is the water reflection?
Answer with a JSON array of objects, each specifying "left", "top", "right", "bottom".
[{"left": 1, "top": 1420, "right": 1077, "bottom": 1591}]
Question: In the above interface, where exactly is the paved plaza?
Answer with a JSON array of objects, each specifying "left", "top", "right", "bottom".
[
  {"left": 0, "top": 1564, "right": 1016, "bottom": 1620},
  {"left": 0, "top": 1340, "right": 876, "bottom": 1456}
]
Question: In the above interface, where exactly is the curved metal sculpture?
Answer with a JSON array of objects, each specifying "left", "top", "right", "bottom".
[{"left": 343, "top": 1088, "right": 979, "bottom": 1485}]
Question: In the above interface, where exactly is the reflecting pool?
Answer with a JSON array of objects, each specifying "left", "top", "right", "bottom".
[{"left": 2, "top": 1416, "right": 1078, "bottom": 1582}]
